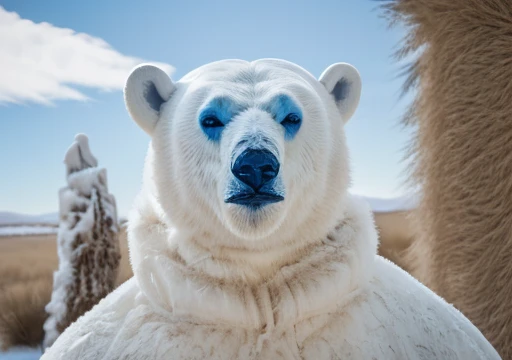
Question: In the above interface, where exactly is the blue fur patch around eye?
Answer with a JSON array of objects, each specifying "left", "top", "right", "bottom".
[
  {"left": 199, "top": 97, "right": 238, "bottom": 142},
  {"left": 265, "top": 94, "right": 303, "bottom": 140},
  {"left": 143, "top": 81, "right": 165, "bottom": 112},
  {"left": 332, "top": 78, "right": 350, "bottom": 103}
]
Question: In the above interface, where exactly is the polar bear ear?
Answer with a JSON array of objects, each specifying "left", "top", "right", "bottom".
[
  {"left": 319, "top": 63, "right": 362, "bottom": 124},
  {"left": 124, "top": 64, "right": 176, "bottom": 135}
]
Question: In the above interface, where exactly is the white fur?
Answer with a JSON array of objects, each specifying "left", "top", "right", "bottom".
[
  {"left": 150, "top": 59, "right": 349, "bottom": 250},
  {"left": 41, "top": 59, "right": 499, "bottom": 359},
  {"left": 124, "top": 64, "right": 175, "bottom": 135},
  {"left": 319, "top": 63, "right": 361, "bottom": 122}
]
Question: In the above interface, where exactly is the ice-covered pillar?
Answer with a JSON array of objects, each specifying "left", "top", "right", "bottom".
[{"left": 43, "top": 134, "right": 121, "bottom": 349}]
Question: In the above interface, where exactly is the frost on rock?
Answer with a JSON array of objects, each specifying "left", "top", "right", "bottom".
[{"left": 42, "top": 134, "right": 121, "bottom": 350}]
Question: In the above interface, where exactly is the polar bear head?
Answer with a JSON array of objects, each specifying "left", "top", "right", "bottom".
[{"left": 125, "top": 59, "right": 361, "bottom": 250}]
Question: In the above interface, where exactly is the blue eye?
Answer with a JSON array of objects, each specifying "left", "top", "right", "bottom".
[
  {"left": 201, "top": 115, "right": 224, "bottom": 128},
  {"left": 280, "top": 113, "right": 302, "bottom": 140},
  {"left": 281, "top": 113, "right": 301, "bottom": 126},
  {"left": 200, "top": 114, "right": 224, "bottom": 141},
  {"left": 199, "top": 97, "right": 237, "bottom": 141},
  {"left": 266, "top": 94, "right": 302, "bottom": 140}
]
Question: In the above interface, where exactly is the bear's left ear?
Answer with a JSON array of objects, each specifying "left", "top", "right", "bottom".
[
  {"left": 124, "top": 64, "right": 176, "bottom": 135},
  {"left": 319, "top": 63, "right": 361, "bottom": 124}
]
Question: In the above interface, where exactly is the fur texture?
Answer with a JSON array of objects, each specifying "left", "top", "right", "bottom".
[
  {"left": 41, "top": 196, "right": 498, "bottom": 359},
  {"left": 41, "top": 59, "right": 499, "bottom": 359},
  {"left": 382, "top": 1, "right": 512, "bottom": 357}
]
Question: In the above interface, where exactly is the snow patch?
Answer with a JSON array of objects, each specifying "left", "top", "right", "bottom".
[
  {"left": 0, "top": 347, "right": 42, "bottom": 360},
  {"left": 0, "top": 226, "right": 58, "bottom": 237},
  {"left": 352, "top": 194, "right": 418, "bottom": 213},
  {"left": 64, "top": 133, "right": 98, "bottom": 176}
]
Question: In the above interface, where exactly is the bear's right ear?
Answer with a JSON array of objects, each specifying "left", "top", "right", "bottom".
[
  {"left": 124, "top": 64, "right": 176, "bottom": 135},
  {"left": 319, "top": 63, "right": 361, "bottom": 124}
]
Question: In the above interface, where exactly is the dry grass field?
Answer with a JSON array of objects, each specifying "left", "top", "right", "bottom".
[
  {"left": 374, "top": 211, "right": 414, "bottom": 270},
  {"left": 0, "top": 230, "right": 133, "bottom": 351},
  {"left": 0, "top": 212, "right": 413, "bottom": 351}
]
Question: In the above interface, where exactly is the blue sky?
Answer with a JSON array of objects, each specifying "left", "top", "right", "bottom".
[{"left": 0, "top": 0, "right": 414, "bottom": 217}]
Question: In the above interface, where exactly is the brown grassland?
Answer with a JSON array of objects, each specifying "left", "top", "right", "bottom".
[
  {"left": 0, "top": 212, "right": 412, "bottom": 351},
  {"left": 373, "top": 211, "right": 414, "bottom": 271},
  {"left": 0, "top": 229, "right": 132, "bottom": 351}
]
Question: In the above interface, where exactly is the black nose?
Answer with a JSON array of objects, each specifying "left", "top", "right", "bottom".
[{"left": 231, "top": 149, "right": 279, "bottom": 191}]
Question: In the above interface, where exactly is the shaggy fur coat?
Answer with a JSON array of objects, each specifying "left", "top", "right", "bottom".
[
  {"left": 382, "top": 1, "right": 512, "bottom": 357},
  {"left": 41, "top": 196, "right": 499, "bottom": 359}
]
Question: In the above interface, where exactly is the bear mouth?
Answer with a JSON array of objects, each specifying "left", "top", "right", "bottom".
[{"left": 225, "top": 192, "right": 284, "bottom": 208}]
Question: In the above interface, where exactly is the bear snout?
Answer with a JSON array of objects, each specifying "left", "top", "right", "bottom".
[
  {"left": 225, "top": 148, "right": 284, "bottom": 209},
  {"left": 231, "top": 149, "right": 279, "bottom": 191}
]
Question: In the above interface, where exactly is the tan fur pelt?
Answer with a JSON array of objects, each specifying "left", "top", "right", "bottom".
[{"left": 382, "top": 0, "right": 512, "bottom": 357}]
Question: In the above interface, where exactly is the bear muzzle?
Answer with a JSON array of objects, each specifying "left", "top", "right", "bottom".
[{"left": 225, "top": 148, "right": 284, "bottom": 209}]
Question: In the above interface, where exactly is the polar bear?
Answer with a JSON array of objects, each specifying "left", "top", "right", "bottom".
[{"left": 41, "top": 59, "right": 499, "bottom": 359}]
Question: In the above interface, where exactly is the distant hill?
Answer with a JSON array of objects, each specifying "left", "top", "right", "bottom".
[
  {"left": 354, "top": 194, "right": 418, "bottom": 213},
  {"left": 0, "top": 211, "right": 59, "bottom": 227}
]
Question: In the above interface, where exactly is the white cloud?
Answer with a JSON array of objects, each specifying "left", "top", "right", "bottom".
[{"left": 0, "top": 7, "right": 174, "bottom": 105}]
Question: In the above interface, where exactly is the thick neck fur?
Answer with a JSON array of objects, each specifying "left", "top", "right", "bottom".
[{"left": 127, "top": 190, "right": 378, "bottom": 330}]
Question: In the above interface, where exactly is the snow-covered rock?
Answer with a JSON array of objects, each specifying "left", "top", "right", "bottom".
[{"left": 42, "top": 134, "right": 121, "bottom": 350}]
